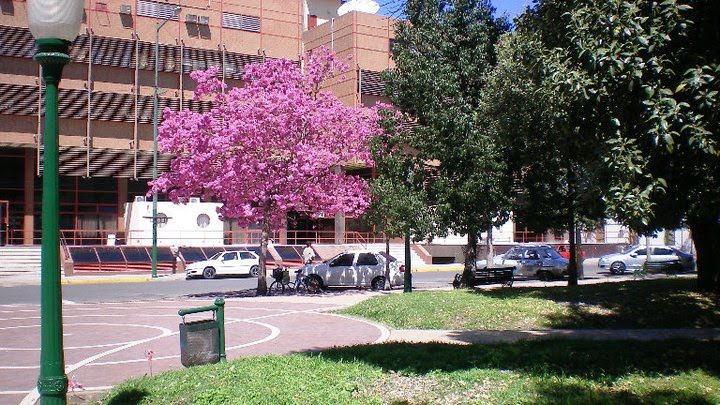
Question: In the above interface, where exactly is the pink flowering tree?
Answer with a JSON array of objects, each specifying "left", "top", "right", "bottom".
[{"left": 150, "top": 48, "right": 379, "bottom": 294}]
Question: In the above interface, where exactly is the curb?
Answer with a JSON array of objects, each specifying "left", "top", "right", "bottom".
[
  {"left": 412, "top": 265, "right": 464, "bottom": 273},
  {"left": 60, "top": 274, "right": 184, "bottom": 285}
]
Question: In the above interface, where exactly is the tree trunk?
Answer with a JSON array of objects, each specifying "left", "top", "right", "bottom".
[
  {"left": 384, "top": 233, "right": 391, "bottom": 290},
  {"left": 566, "top": 167, "right": 578, "bottom": 286},
  {"left": 257, "top": 214, "right": 270, "bottom": 296},
  {"left": 574, "top": 228, "right": 583, "bottom": 280},
  {"left": 461, "top": 231, "right": 477, "bottom": 287},
  {"left": 567, "top": 216, "right": 578, "bottom": 286},
  {"left": 688, "top": 219, "right": 720, "bottom": 292},
  {"left": 486, "top": 223, "right": 494, "bottom": 267}
]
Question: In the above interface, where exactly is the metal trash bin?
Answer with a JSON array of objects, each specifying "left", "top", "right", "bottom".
[
  {"left": 178, "top": 298, "right": 226, "bottom": 367},
  {"left": 179, "top": 319, "right": 220, "bottom": 367}
]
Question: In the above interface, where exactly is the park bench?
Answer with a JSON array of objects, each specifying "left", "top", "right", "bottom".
[{"left": 453, "top": 266, "right": 515, "bottom": 288}]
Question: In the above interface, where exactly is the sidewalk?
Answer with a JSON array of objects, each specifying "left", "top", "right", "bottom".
[{"left": 387, "top": 327, "right": 720, "bottom": 345}]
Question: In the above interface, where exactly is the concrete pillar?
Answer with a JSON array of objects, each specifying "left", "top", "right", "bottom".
[
  {"left": 117, "top": 177, "right": 128, "bottom": 232},
  {"left": 23, "top": 148, "right": 35, "bottom": 245}
]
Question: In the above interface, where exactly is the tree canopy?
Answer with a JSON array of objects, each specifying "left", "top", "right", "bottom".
[
  {"left": 150, "top": 48, "right": 381, "bottom": 294},
  {"left": 383, "top": 0, "right": 513, "bottom": 284},
  {"left": 508, "top": 0, "right": 720, "bottom": 290}
]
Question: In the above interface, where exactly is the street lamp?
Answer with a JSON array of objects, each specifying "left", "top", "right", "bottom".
[
  {"left": 152, "top": 6, "right": 180, "bottom": 278},
  {"left": 27, "top": 0, "right": 84, "bottom": 403}
]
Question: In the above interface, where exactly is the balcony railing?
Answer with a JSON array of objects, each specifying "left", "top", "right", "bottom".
[{"left": 56, "top": 228, "right": 386, "bottom": 247}]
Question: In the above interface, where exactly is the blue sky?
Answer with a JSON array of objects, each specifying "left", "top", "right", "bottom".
[{"left": 377, "top": 0, "right": 532, "bottom": 19}]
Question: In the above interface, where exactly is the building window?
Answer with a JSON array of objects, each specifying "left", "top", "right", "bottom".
[
  {"left": 197, "top": 214, "right": 210, "bottom": 228},
  {"left": 137, "top": 0, "right": 180, "bottom": 20},
  {"left": 222, "top": 12, "right": 260, "bottom": 32}
]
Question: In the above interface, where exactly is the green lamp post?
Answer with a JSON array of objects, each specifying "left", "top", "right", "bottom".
[
  {"left": 151, "top": 6, "right": 180, "bottom": 279},
  {"left": 27, "top": 0, "right": 84, "bottom": 403}
]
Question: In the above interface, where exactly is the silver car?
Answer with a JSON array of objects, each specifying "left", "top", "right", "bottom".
[
  {"left": 477, "top": 245, "right": 569, "bottom": 280},
  {"left": 298, "top": 251, "right": 405, "bottom": 291},
  {"left": 598, "top": 245, "right": 695, "bottom": 275}
]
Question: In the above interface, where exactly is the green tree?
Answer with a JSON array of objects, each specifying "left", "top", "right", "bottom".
[
  {"left": 515, "top": 0, "right": 720, "bottom": 291},
  {"left": 383, "top": 0, "right": 513, "bottom": 286},
  {"left": 365, "top": 107, "right": 435, "bottom": 290},
  {"left": 484, "top": 10, "right": 607, "bottom": 286}
]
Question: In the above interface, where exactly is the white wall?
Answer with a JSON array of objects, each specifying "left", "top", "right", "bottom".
[
  {"left": 305, "top": 0, "right": 340, "bottom": 26},
  {"left": 124, "top": 201, "right": 224, "bottom": 246}
]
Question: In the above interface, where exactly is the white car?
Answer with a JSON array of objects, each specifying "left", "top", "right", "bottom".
[
  {"left": 598, "top": 245, "right": 695, "bottom": 274},
  {"left": 298, "top": 251, "right": 405, "bottom": 291},
  {"left": 185, "top": 250, "right": 260, "bottom": 279}
]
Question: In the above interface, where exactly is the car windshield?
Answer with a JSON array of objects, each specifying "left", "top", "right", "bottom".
[
  {"left": 208, "top": 252, "right": 223, "bottom": 260},
  {"left": 377, "top": 252, "right": 395, "bottom": 262},
  {"left": 541, "top": 248, "right": 563, "bottom": 259},
  {"left": 622, "top": 246, "right": 639, "bottom": 254}
]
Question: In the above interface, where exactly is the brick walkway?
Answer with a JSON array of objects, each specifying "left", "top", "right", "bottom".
[{"left": 0, "top": 293, "right": 387, "bottom": 405}]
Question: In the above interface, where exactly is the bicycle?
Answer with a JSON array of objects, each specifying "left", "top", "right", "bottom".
[
  {"left": 268, "top": 266, "right": 293, "bottom": 295},
  {"left": 268, "top": 266, "right": 318, "bottom": 295}
]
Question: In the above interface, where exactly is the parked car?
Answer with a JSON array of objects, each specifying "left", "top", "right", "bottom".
[
  {"left": 476, "top": 244, "right": 569, "bottom": 280},
  {"left": 185, "top": 250, "right": 260, "bottom": 279},
  {"left": 298, "top": 251, "right": 405, "bottom": 291},
  {"left": 598, "top": 245, "right": 695, "bottom": 275}
]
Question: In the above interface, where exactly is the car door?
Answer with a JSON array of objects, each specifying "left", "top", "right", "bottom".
[
  {"left": 238, "top": 251, "right": 256, "bottom": 273},
  {"left": 326, "top": 253, "right": 356, "bottom": 286},
  {"left": 218, "top": 251, "right": 238, "bottom": 275},
  {"left": 519, "top": 248, "right": 542, "bottom": 277},
  {"left": 627, "top": 247, "right": 647, "bottom": 269},
  {"left": 498, "top": 248, "right": 521, "bottom": 266},
  {"left": 651, "top": 247, "right": 676, "bottom": 264},
  {"left": 356, "top": 253, "right": 381, "bottom": 287}
]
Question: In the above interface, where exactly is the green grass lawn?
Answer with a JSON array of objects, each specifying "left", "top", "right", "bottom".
[
  {"left": 101, "top": 340, "right": 720, "bottom": 404},
  {"left": 339, "top": 278, "right": 720, "bottom": 330},
  {"left": 100, "top": 278, "right": 720, "bottom": 404}
]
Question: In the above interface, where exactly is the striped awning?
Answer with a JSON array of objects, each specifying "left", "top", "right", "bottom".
[
  {"left": 38, "top": 146, "right": 173, "bottom": 179},
  {"left": 0, "top": 83, "right": 210, "bottom": 123},
  {"left": 359, "top": 69, "right": 386, "bottom": 97}
]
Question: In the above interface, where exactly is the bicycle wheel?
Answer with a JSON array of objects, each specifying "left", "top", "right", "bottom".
[
  {"left": 294, "top": 278, "right": 308, "bottom": 294},
  {"left": 268, "top": 280, "right": 281, "bottom": 295}
]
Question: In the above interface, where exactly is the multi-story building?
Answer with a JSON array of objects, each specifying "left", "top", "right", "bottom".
[{"left": 0, "top": 0, "right": 396, "bottom": 246}]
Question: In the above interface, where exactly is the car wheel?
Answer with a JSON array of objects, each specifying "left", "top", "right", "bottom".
[
  {"left": 306, "top": 275, "right": 323, "bottom": 293},
  {"left": 202, "top": 267, "right": 216, "bottom": 279},
  {"left": 609, "top": 261, "right": 626, "bottom": 275},
  {"left": 537, "top": 271, "right": 552, "bottom": 281},
  {"left": 249, "top": 265, "right": 260, "bottom": 277},
  {"left": 371, "top": 276, "right": 386, "bottom": 291}
]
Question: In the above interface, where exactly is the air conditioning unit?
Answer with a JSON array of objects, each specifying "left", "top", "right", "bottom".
[
  {"left": 134, "top": 196, "right": 146, "bottom": 202},
  {"left": 197, "top": 15, "right": 210, "bottom": 25},
  {"left": 188, "top": 197, "right": 201, "bottom": 203},
  {"left": 119, "top": 4, "right": 132, "bottom": 14},
  {"left": 185, "top": 14, "right": 198, "bottom": 23}
]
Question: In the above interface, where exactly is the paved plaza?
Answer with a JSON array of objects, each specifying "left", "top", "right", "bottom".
[{"left": 0, "top": 293, "right": 387, "bottom": 405}]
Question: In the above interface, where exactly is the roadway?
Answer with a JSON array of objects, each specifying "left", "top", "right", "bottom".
[{"left": 0, "top": 260, "right": 609, "bottom": 306}]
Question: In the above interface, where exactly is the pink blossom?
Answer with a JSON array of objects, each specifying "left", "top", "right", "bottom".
[{"left": 149, "top": 47, "right": 379, "bottom": 230}]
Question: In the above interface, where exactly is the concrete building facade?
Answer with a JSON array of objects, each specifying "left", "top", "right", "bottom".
[{"left": 0, "top": 0, "right": 396, "bottom": 246}]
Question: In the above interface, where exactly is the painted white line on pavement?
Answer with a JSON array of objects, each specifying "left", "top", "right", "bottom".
[
  {"left": 20, "top": 323, "right": 174, "bottom": 405},
  {"left": 0, "top": 314, "right": 125, "bottom": 322},
  {"left": 225, "top": 319, "right": 281, "bottom": 350},
  {"left": 306, "top": 310, "right": 391, "bottom": 344}
]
